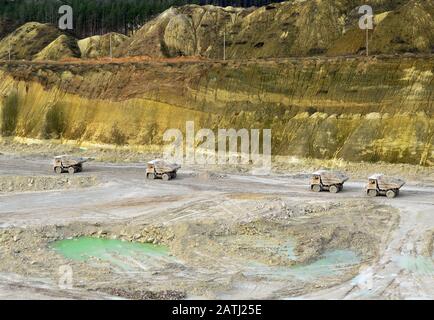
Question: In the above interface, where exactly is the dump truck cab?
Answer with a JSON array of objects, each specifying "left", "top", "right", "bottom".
[
  {"left": 53, "top": 155, "right": 88, "bottom": 174},
  {"left": 366, "top": 174, "right": 405, "bottom": 198},
  {"left": 146, "top": 159, "right": 181, "bottom": 181},
  {"left": 310, "top": 170, "right": 349, "bottom": 193}
]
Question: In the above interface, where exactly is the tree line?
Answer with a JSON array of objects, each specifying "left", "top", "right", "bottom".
[{"left": 0, "top": 0, "right": 286, "bottom": 38}]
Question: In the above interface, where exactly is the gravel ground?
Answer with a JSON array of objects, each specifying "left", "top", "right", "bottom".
[{"left": 0, "top": 144, "right": 433, "bottom": 300}]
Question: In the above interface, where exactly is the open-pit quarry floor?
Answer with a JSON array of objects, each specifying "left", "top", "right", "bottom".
[{"left": 0, "top": 150, "right": 433, "bottom": 300}]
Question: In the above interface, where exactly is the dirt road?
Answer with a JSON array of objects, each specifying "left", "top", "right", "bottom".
[{"left": 0, "top": 154, "right": 432, "bottom": 299}]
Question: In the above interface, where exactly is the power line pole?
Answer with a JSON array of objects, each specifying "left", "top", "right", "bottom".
[
  {"left": 366, "top": 28, "right": 369, "bottom": 57},
  {"left": 109, "top": 33, "right": 113, "bottom": 60},
  {"left": 358, "top": 5, "right": 374, "bottom": 57},
  {"left": 223, "top": 30, "right": 226, "bottom": 61},
  {"left": 8, "top": 38, "right": 11, "bottom": 61}
]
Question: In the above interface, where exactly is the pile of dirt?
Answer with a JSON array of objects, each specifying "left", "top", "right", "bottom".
[
  {"left": 117, "top": 0, "right": 434, "bottom": 59},
  {"left": 369, "top": 0, "right": 434, "bottom": 54},
  {"left": 0, "top": 1, "right": 432, "bottom": 61},
  {"left": 34, "top": 34, "right": 81, "bottom": 61},
  {"left": 78, "top": 33, "right": 128, "bottom": 59},
  {"left": 0, "top": 22, "right": 62, "bottom": 60},
  {"left": 0, "top": 176, "right": 97, "bottom": 193}
]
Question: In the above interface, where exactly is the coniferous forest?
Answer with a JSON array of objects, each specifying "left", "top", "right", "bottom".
[{"left": 0, "top": 0, "right": 287, "bottom": 38}]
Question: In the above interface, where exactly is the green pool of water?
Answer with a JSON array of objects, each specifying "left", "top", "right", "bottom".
[
  {"left": 394, "top": 255, "right": 434, "bottom": 276},
  {"left": 52, "top": 237, "right": 170, "bottom": 271},
  {"left": 246, "top": 249, "right": 360, "bottom": 281},
  {"left": 291, "top": 249, "right": 360, "bottom": 280}
]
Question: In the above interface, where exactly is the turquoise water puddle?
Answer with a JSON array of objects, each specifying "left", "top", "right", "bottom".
[
  {"left": 220, "top": 236, "right": 359, "bottom": 281},
  {"left": 393, "top": 255, "right": 434, "bottom": 276},
  {"left": 246, "top": 249, "right": 360, "bottom": 282},
  {"left": 52, "top": 237, "right": 361, "bottom": 282},
  {"left": 52, "top": 237, "right": 171, "bottom": 272}
]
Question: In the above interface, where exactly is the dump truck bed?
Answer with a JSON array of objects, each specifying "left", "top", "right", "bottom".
[
  {"left": 55, "top": 156, "right": 89, "bottom": 166},
  {"left": 148, "top": 160, "right": 181, "bottom": 174},
  {"left": 313, "top": 170, "right": 349, "bottom": 185},
  {"left": 369, "top": 174, "right": 405, "bottom": 190}
]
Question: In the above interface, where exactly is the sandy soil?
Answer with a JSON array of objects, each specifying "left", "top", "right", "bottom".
[{"left": 0, "top": 143, "right": 432, "bottom": 300}]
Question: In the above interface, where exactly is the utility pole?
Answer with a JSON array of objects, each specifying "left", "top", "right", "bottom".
[
  {"left": 8, "top": 38, "right": 11, "bottom": 61},
  {"left": 223, "top": 30, "right": 226, "bottom": 61},
  {"left": 366, "top": 28, "right": 369, "bottom": 57},
  {"left": 358, "top": 5, "right": 374, "bottom": 58},
  {"left": 109, "top": 33, "right": 112, "bottom": 60},
  {"left": 109, "top": 33, "right": 113, "bottom": 60}
]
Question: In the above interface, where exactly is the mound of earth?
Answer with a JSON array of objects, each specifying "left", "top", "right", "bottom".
[
  {"left": 34, "top": 34, "right": 81, "bottom": 61},
  {"left": 0, "top": 22, "right": 62, "bottom": 60},
  {"left": 369, "top": 0, "right": 434, "bottom": 54},
  {"left": 329, "top": 0, "right": 434, "bottom": 55},
  {"left": 117, "top": 0, "right": 434, "bottom": 59},
  {"left": 78, "top": 33, "right": 129, "bottom": 59}
]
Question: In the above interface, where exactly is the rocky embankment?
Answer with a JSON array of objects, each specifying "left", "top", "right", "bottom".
[
  {"left": 1, "top": 1, "right": 433, "bottom": 61},
  {"left": 0, "top": 55, "right": 432, "bottom": 165},
  {"left": 118, "top": 0, "right": 434, "bottom": 59}
]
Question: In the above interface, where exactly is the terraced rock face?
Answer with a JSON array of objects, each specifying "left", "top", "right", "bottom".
[
  {"left": 117, "top": 0, "right": 434, "bottom": 59},
  {"left": 78, "top": 33, "right": 129, "bottom": 59},
  {"left": 0, "top": 22, "right": 62, "bottom": 60},
  {"left": 0, "top": 55, "right": 432, "bottom": 165}
]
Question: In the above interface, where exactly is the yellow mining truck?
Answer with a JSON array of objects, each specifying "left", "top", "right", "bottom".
[
  {"left": 310, "top": 170, "right": 349, "bottom": 193},
  {"left": 366, "top": 174, "right": 405, "bottom": 198},
  {"left": 53, "top": 155, "right": 89, "bottom": 174},
  {"left": 146, "top": 159, "right": 181, "bottom": 181}
]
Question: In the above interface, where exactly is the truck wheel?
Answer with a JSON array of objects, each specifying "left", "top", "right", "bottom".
[
  {"left": 54, "top": 167, "right": 62, "bottom": 174},
  {"left": 312, "top": 184, "right": 321, "bottom": 192},
  {"left": 68, "top": 167, "right": 75, "bottom": 175},
  {"left": 162, "top": 173, "right": 170, "bottom": 181},
  {"left": 367, "top": 189, "right": 378, "bottom": 197},
  {"left": 329, "top": 185, "right": 339, "bottom": 193},
  {"left": 172, "top": 172, "right": 177, "bottom": 179},
  {"left": 147, "top": 173, "right": 155, "bottom": 180},
  {"left": 386, "top": 190, "right": 397, "bottom": 198}
]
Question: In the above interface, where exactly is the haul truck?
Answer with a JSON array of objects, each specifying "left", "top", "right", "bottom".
[
  {"left": 53, "top": 155, "right": 89, "bottom": 174},
  {"left": 366, "top": 174, "right": 405, "bottom": 198},
  {"left": 310, "top": 170, "right": 349, "bottom": 193},
  {"left": 146, "top": 159, "right": 181, "bottom": 181}
]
